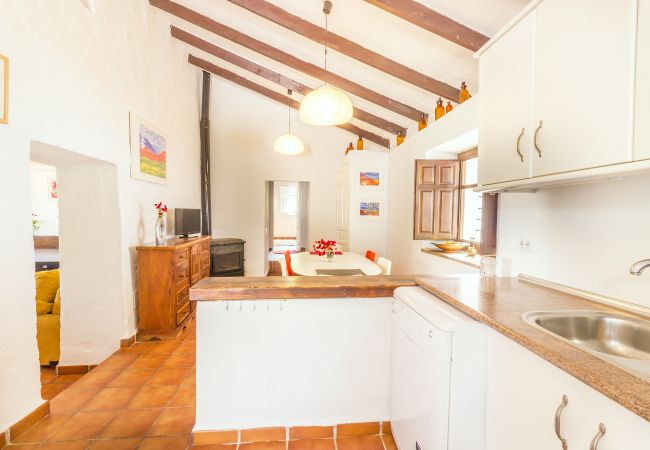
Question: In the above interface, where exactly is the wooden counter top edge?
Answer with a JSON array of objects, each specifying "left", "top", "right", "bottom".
[
  {"left": 190, "top": 275, "right": 418, "bottom": 301},
  {"left": 415, "top": 276, "right": 650, "bottom": 422}
]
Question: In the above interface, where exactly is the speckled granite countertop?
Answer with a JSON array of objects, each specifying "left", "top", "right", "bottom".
[{"left": 416, "top": 275, "right": 650, "bottom": 421}]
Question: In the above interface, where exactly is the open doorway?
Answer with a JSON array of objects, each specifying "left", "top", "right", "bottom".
[
  {"left": 30, "top": 141, "right": 124, "bottom": 400},
  {"left": 30, "top": 161, "right": 67, "bottom": 398},
  {"left": 265, "top": 181, "right": 310, "bottom": 275}
]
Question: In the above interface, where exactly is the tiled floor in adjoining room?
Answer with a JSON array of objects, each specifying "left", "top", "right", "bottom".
[
  {"left": 40, "top": 368, "right": 85, "bottom": 401},
  {"left": 8, "top": 319, "right": 397, "bottom": 450}
]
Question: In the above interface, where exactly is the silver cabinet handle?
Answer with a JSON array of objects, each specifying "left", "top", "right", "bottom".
[
  {"left": 589, "top": 423, "right": 606, "bottom": 450},
  {"left": 555, "top": 395, "right": 569, "bottom": 450},
  {"left": 534, "top": 120, "right": 544, "bottom": 157},
  {"left": 516, "top": 128, "right": 525, "bottom": 162}
]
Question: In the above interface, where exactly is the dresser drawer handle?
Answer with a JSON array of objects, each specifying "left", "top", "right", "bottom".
[{"left": 554, "top": 395, "right": 568, "bottom": 450}]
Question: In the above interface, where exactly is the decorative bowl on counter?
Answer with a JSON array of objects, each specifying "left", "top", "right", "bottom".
[{"left": 433, "top": 241, "right": 468, "bottom": 253}]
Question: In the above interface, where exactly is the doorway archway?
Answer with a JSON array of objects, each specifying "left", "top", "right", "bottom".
[{"left": 30, "top": 141, "right": 125, "bottom": 372}]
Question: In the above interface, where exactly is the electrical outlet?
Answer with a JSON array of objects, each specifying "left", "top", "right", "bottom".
[{"left": 520, "top": 238, "right": 534, "bottom": 253}]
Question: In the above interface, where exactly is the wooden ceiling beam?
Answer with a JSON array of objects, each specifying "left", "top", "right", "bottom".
[
  {"left": 188, "top": 55, "right": 391, "bottom": 149},
  {"left": 363, "top": 0, "right": 489, "bottom": 52},
  {"left": 150, "top": 0, "right": 426, "bottom": 121},
  {"left": 226, "top": 0, "right": 459, "bottom": 100},
  {"left": 177, "top": 32, "right": 407, "bottom": 136}
]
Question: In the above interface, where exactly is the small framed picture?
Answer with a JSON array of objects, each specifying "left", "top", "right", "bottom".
[
  {"left": 129, "top": 113, "right": 168, "bottom": 184},
  {"left": 0, "top": 54, "right": 8, "bottom": 125},
  {"left": 357, "top": 170, "right": 384, "bottom": 190},
  {"left": 48, "top": 178, "right": 58, "bottom": 201},
  {"left": 359, "top": 200, "right": 382, "bottom": 220}
]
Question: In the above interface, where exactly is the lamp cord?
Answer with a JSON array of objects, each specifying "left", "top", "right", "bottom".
[
  {"left": 324, "top": 12, "right": 328, "bottom": 72},
  {"left": 287, "top": 89, "right": 292, "bottom": 133}
]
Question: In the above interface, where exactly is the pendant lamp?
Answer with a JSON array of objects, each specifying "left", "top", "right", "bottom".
[
  {"left": 274, "top": 90, "right": 305, "bottom": 155},
  {"left": 299, "top": 1, "right": 353, "bottom": 126}
]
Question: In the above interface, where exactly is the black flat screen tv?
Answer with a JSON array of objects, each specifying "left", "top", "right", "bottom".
[{"left": 175, "top": 208, "right": 201, "bottom": 237}]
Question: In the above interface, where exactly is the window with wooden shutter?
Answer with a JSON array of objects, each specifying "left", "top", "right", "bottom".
[
  {"left": 413, "top": 159, "right": 459, "bottom": 240},
  {"left": 414, "top": 150, "right": 498, "bottom": 255}
]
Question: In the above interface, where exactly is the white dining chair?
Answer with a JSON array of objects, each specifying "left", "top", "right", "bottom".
[
  {"left": 279, "top": 258, "right": 289, "bottom": 276},
  {"left": 376, "top": 256, "right": 392, "bottom": 275}
]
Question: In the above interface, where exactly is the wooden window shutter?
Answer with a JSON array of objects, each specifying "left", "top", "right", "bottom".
[{"left": 413, "top": 159, "right": 460, "bottom": 240}]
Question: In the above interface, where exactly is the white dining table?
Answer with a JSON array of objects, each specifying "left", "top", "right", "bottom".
[{"left": 290, "top": 251, "right": 382, "bottom": 276}]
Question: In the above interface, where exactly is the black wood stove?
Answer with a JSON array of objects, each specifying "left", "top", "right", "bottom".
[{"left": 210, "top": 238, "right": 245, "bottom": 277}]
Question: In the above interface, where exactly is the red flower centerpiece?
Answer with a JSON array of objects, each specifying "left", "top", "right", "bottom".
[
  {"left": 313, "top": 239, "right": 337, "bottom": 261},
  {"left": 154, "top": 202, "right": 168, "bottom": 245}
]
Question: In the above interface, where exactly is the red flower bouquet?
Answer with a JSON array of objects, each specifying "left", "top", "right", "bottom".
[
  {"left": 313, "top": 239, "right": 337, "bottom": 260},
  {"left": 154, "top": 202, "right": 168, "bottom": 217}
]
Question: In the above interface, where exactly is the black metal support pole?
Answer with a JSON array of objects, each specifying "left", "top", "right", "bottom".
[{"left": 200, "top": 70, "right": 212, "bottom": 236}]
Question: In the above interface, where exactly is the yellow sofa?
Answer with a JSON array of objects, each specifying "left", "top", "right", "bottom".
[{"left": 35, "top": 269, "right": 61, "bottom": 365}]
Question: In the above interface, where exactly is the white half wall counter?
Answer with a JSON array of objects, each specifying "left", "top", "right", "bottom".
[{"left": 195, "top": 297, "right": 392, "bottom": 430}]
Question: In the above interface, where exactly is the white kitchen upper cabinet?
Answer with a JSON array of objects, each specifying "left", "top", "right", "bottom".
[
  {"left": 485, "top": 329, "right": 585, "bottom": 450},
  {"left": 635, "top": 0, "right": 650, "bottom": 160},
  {"left": 478, "top": 13, "right": 535, "bottom": 186},
  {"left": 583, "top": 386, "right": 650, "bottom": 450},
  {"left": 531, "top": 0, "right": 636, "bottom": 176}
]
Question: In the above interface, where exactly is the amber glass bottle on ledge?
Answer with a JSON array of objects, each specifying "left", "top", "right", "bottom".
[
  {"left": 459, "top": 82, "right": 471, "bottom": 103},
  {"left": 418, "top": 113, "right": 428, "bottom": 131},
  {"left": 435, "top": 98, "right": 445, "bottom": 121},
  {"left": 446, "top": 101, "right": 454, "bottom": 113},
  {"left": 396, "top": 131, "right": 405, "bottom": 147},
  {"left": 357, "top": 136, "right": 364, "bottom": 150}
]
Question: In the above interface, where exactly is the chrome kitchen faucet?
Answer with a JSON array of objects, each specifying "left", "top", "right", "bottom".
[{"left": 630, "top": 259, "right": 650, "bottom": 275}]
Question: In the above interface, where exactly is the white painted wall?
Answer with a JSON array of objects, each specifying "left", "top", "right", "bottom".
[
  {"left": 342, "top": 151, "right": 390, "bottom": 256},
  {"left": 273, "top": 181, "right": 298, "bottom": 238},
  {"left": 386, "top": 97, "right": 481, "bottom": 276},
  {"left": 210, "top": 80, "right": 383, "bottom": 276},
  {"left": 30, "top": 162, "right": 59, "bottom": 236},
  {"left": 55, "top": 158, "right": 124, "bottom": 366},
  {"left": 0, "top": 0, "right": 200, "bottom": 431},
  {"left": 497, "top": 174, "right": 650, "bottom": 309},
  {"left": 195, "top": 298, "right": 392, "bottom": 430}
]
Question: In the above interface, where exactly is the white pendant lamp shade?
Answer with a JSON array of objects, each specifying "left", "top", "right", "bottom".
[
  {"left": 300, "top": 2, "right": 353, "bottom": 126},
  {"left": 275, "top": 88, "right": 304, "bottom": 156},
  {"left": 299, "top": 85, "right": 353, "bottom": 126},
  {"left": 274, "top": 132, "right": 305, "bottom": 155}
]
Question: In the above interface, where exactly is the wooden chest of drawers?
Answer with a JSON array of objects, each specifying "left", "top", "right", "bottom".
[{"left": 136, "top": 236, "right": 211, "bottom": 340}]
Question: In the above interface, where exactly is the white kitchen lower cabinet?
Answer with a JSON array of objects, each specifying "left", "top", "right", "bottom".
[
  {"left": 485, "top": 329, "right": 650, "bottom": 450},
  {"left": 584, "top": 386, "right": 650, "bottom": 450},
  {"left": 485, "top": 329, "right": 585, "bottom": 450}
]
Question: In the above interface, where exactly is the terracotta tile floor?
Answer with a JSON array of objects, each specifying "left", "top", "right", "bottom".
[
  {"left": 40, "top": 367, "right": 85, "bottom": 401},
  {"left": 9, "top": 319, "right": 396, "bottom": 449}
]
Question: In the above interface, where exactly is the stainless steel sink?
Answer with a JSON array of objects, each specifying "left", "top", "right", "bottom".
[{"left": 522, "top": 310, "right": 650, "bottom": 380}]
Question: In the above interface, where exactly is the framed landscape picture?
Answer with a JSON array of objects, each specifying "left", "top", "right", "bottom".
[
  {"left": 129, "top": 113, "right": 168, "bottom": 184},
  {"left": 359, "top": 200, "right": 382, "bottom": 220},
  {"left": 1, "top": 54, "right": 8, "bottom": 125},
  {"left": 357, "top": 169, "right": 384, "bottom": 190}
]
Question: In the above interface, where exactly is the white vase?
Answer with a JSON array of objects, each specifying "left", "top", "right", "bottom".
[{"left": 155, "top": 215, "right": 166, "bottom": 245}]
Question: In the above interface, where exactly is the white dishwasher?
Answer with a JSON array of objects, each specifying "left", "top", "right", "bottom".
[{"left": 390, "top": 287, "right": 487, "bottom": 450}]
